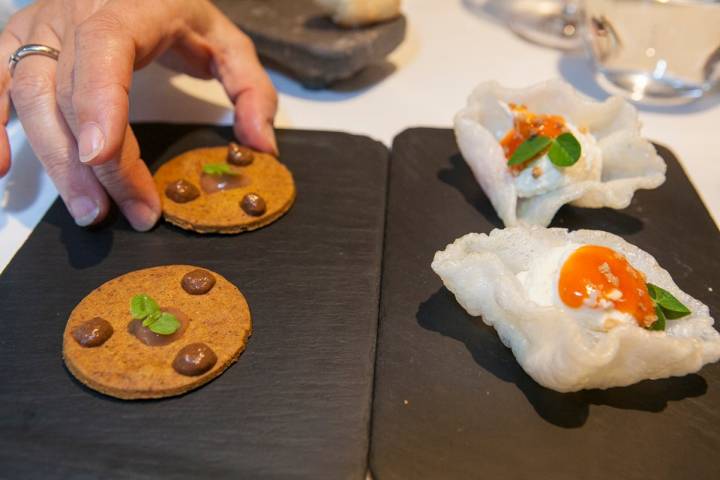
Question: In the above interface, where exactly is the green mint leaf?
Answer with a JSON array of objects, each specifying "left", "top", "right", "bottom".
[
  {"left": 202, "top": 163, "right": 234, "bottom": 176},
  {"left": 148, "top": 312, "right": 180, "bottom": 335},
  {"left": 507, "top": 135, "right": 552, "bottom": 166},
  {"left": 648, "top": 305, "right": 666, "bottom": 331},
  {"left": 664, "top": 309, "right": 693, "bottom": 320},
  {"left": 647, "top": 283, "right": 691, "bottom": 319},
  {"left": 548, "top": 132, "right": 582, "bottom": 167},
  {"left": 130, "top": 294, "right": 159, "bottom": 320},
  {"left": 142, "top": 310, "right": 161, "bottom": 327}
]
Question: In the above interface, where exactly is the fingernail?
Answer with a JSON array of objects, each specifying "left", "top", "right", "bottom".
[
  {"left": 263, "top": 122, "right": 278, "bottom": 155},
  {"left": 69, "top": 196, "right": 100, "bottom": 227},
  {"left": 122, "top": 200, "right": 160, "bottom": 232},
  {"left": 78, "top": 122, "right": 105, "bottom": 163}
]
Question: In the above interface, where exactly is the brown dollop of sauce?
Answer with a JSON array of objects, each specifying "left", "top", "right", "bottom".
[
  {"left": 128, "top": 307, "right": 189, "bottom": 347},
  {"left": 227, "top": 142, "right": 255, "bottom": 166},
  {"left": 72, "top": 317, "right": 114, "bottom": 347},
  {"left": 241, "top": 193, "right": 266, "bottom": 216},
  {"left": 172, "top": 343, "right": 218, "bottom": 376},
  {"left": 200, "top": 172, "right": 250, "bottom": 194},
  {"left": 181, "top": 269, "right": 216, "bottom": 295},
  {"left": 165, "top": 179, "right": 200, "bottom": 203}
]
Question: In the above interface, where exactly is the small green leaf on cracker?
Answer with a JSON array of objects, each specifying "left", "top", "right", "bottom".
[
  {"left": 647, "top": 283, "right": 691, "bottom": 319},
  {"left": 648, "top": 305, "right": 667, "bottom": 331},
  {"left": 131, "top": 294, "right": 159, "bottom": 320},
  {"left": 548, "top": 132, "right": 581, "bottom": 167},
  {"left": 202, "top": 163, "right": 235, "bottom": 176},
  {"left": 130, "top": 294, "right": 180, "bottom": 336},
  {"left": 148, "top": 312, "right": 180, "bottom": 335},
  {"left": 508, "top": 135, "right": 552, "bottom": 166}
]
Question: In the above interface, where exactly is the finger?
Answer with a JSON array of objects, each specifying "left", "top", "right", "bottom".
[
  {"left": 57, "top": 23, "right": 159, "bottom": 232},
  {"left": 207, "top": 17, "right": 278, "bottom": 154},
  {"left": 70, "top": 11, "right": 135, "bottom": 166},
  {"left": 91, "top": 125, "right": 160, "bottom": 231},
  {"left": 55, "top": 24, "right": 78, "bottom": 131},
  {"left": 10, "top": 25, "right": 109, "bottom": 226},
  {"left": 0, "top": 128, "right": 10, "bottom": 178},
  {"left": 0, "top": 30, "right": 22, "bottom": 177},
  {"left": 157, "top": 36, "right": 215, "bottom": 80},
  {"left": 0, "top": 7, "right": 38, "bottom": 178},
  {"left": 154, "top": 1, "right": 278, "bottom": 153}
]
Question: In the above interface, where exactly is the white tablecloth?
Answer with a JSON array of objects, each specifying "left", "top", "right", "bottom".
[{"left": 1, "top": 0, "right": 719, "bottom": 273}]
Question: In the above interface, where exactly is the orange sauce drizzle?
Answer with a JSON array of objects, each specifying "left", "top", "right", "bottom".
[
  {"left": 500, "top": 104, "right": 567, "bottom": 171},
  {"left": 558, "top": 245, "right": 656, "bottom": 328}
]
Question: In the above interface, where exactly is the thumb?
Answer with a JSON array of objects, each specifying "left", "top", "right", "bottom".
[{"left": 207, "top": 15, "right": 278, "bottom": 154}]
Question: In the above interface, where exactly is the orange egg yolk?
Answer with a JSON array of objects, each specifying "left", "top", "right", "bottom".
[
  {"left": 500, "top": 103, "right": 566, "bottom": 171},
  {"left": 558, "top": 245, "right": 656, "bottom": 328}
]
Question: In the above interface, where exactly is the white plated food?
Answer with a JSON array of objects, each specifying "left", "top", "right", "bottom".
[
  {"left": 431, "top": 227, "right": 720, "bottom": 392},
  {"left": 454, "top": 80, "right": 666, "bottom": 227}
]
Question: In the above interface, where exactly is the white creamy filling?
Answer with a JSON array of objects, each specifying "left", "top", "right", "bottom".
[
  {"left": 512, "top": 123, "right": 603, "bottom": 199},
  {"left": 515, "top": 243, "right": 636, "bottom": 332}
]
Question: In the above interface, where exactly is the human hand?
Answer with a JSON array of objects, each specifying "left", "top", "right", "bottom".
[{"left": 0, "top": 0, "right": 278, "bottom": 230}]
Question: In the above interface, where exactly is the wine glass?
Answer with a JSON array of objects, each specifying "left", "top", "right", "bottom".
[
  {"left": 494, "top": 0, "right": 584, "bottom": 51},
  {"left": 582, "top": 0, "right": 720, "bottom": 104}
]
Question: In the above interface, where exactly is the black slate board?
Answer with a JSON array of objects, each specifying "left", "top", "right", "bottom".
[
  {"left": 0, "top": 125, "right": 388, "bottom": 479},
  {"left": 214, "top": 0, "right": 406, "bottom": 88},
  {"left": 370, "top": 128, "right": 720, "bottom": 480}
]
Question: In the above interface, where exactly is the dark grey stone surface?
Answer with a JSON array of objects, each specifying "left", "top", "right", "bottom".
[
  {"left": 0, "top": 124, "right": 389, "bottom": 480},
  {"left": 371, "top": 128, "right": 720, "bottom": 480},
  {"left": 214, "top": 0, "right": 406, "bottom": 88}
]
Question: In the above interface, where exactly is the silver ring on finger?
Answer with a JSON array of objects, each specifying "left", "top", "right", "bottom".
[{"left": 8, "top": 44, "right": 60, "bottom": 76}]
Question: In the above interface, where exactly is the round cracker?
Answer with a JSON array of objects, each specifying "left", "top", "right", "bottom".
[
  {"left": 63, "top": 265, "right": 252, "bottom": 400},
  {"left": 154, "top": 146, "right": 296, "bottom": 234}
]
